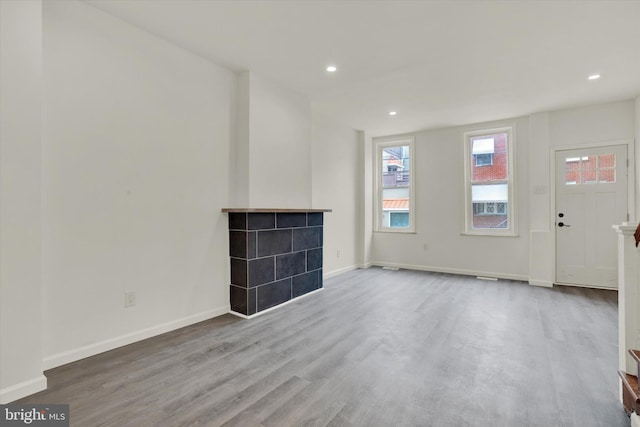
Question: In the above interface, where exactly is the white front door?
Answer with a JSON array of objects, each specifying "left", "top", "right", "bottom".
[{"left": 555, "top": 145, "right": 628, "bottom": 289}]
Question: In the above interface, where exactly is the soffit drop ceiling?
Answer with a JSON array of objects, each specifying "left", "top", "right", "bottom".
[{"left": 86, "top": 0, "right": 640, "bottom": 136}]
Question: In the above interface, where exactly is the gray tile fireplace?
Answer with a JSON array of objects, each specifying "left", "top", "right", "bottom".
[{"left": 222, "top": 209, "right": 331, "bottom": 317}]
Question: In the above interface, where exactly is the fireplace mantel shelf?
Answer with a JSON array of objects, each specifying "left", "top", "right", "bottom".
[{"left": 222, "top": 208, "right": 332, "bottom": 213}]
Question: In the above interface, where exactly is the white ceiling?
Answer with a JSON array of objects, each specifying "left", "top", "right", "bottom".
[{"left": 86, "top": 0, "right": 640, "bottom": 137}]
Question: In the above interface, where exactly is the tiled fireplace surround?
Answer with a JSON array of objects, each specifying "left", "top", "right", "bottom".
[{"left": 223, "top": 210, "right": 329, "bottom": 317}]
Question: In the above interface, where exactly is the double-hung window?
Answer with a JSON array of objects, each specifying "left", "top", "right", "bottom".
[
  {"left": 463, "top": 127, "right": 515, "bottom": 236},
  {"left": 376, "top": 138, "right": 415, "bottom": 232}
]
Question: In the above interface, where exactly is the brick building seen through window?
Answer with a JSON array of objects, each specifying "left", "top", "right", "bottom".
[{"left": 471, "top": 132, "right": 509, "bottom": 229}]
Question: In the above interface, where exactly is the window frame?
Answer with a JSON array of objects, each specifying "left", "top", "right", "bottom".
[
  {"left": 375, "top": 137, "right": 415, "bottom": 233},
  {"left": 474, "top": 153, "right": 494, "bottom": 166},
  {"left": 472, "top": 201, "right": 508, "bottom": 216},
  {"left": 462, "top": 126, "right": 516, "bottom": 236}
]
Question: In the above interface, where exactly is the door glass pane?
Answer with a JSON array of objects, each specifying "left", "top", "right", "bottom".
[
  {"left": 599, "top": 153, "right": 616, "bottom": 183},
  {"left": 599, "top": 153, "right": 615, "bottom": 167},
  {"left": 599, "top": 169, "right": 616, "bottom": 183},
  {"left": 565, "top": 157, "right": 581, "bottom": 184},
  {"left": 582, "top": 156, "right": 597, "bottom": 183}
]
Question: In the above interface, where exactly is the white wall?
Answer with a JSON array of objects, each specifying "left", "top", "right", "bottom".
[
  {"left": 361, "top": 132, "right": 374, "bottom": 267},
  {"left": 0, "top": 0, "right": 47, "bottom": 403},
  {"left": 636, "top": 96, "right": 640, "bottom": 216},
  {"left": 528, "top": 112, "right": 551, "bottom": 231},
  {"left": 2, "top": 1, "right": 356, "bottom": 399},
  {"left": 528, "top": 112, "right": 553, "bottom": 287},
  {"left": 369, "top": 100, "right": 636, "bottom": 283},
  {"left": 238, "top": 72, "right": 312, "bottom": 208},
  {"left": 232, "top": 72, "right": 251, "bottom": 207},
  {"left": 371, "top": 117, "right": 531, "bottom": 280},
  {"left": 533, "top": 100, "right": 636, "bottom": 285},
  {"left": 311, "top": 110, "right": 361, "bottom": 276},
  {"left": 5, "top": 0, "right": 633, "bottom": 403},
  {"left": 549, "top": 100, "right": 635, "bottom": 148},
  {"left": 41, "top": 0, "right": 234, "bottom": 368}
]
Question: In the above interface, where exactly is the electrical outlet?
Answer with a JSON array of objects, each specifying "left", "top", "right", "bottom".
[
  {"left": 336, "top": 249, "right": 341, "bottom": 258},
  {"left": 124, "top": 291, "right": 136, "bottom": 308},
  {"left": 423, "top": 243, "right": 428, "bottom": 251}
]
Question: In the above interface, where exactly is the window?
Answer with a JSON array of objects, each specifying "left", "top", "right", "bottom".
[
  {"left": 463, "top": 127, "right": 515, "bottom": 235},
  {"left": 390, "top": 212, "right": 410, "bottom": 227},
  {"left": 473, "top": 202, "right": 508, "bottom": 215},
  {"left": 474, "top": 153, "right": 493, "bottom": 166},
  {"left": 376, "top": 138, "right": 414, "bottom": 232}
]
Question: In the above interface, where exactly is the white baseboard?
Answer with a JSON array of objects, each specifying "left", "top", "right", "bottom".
[
  {"left": 529, "top": 279, "right": 554, "bottom": 288},
  {"left": 324, "top": 264, "right": 360, "bottom": 279},
  {"left": 228, "top": 310, "right": 250, "bottom": 319},
  {"left": 370, "top": 261, "right": 529, "bottom": 282},
  {"left": 555, "top": 281, "right": 618, "bottom": 291},
  {"left": 632, "top": 412, "right": 640, "bottom": 427},
  {"left": 0, "top": 375, "right": 47, "bottom": 404},
  {"left": 42, "top": 305, "right": 229, "bottom": 370}
]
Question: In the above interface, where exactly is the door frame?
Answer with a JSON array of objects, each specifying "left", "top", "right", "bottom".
[{"left": 550, "top": 139, "right": 635, "bottom": 288}]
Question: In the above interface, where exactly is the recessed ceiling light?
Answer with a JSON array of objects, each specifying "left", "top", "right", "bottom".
[
  {"left": 389, "top": 111, "right": 397, "bottom": 116},
  {"left": 326, "top": 65, "right": 337, "bottom": 73},
  {"left": 588, "top": 74, "right": 601, "bottom": 80}
]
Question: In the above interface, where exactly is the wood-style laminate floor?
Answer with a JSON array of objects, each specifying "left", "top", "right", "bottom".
[{"left": 18, "top": 268, "right": 629, "bottom": 426}]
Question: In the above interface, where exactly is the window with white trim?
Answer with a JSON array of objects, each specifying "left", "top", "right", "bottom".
[
  {"left": 463, "top": 127, "right": 515, "bottom": 235},
  {"left": 474, "top": 153, "right": 494, "bottom": 166},
  {"left": 376, "top": 138, "right": 415, "bottom": 232}
]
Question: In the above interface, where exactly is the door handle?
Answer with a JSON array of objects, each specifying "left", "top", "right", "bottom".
[{"left": 558, "top": 222, "right": 571, "bottom": 227}]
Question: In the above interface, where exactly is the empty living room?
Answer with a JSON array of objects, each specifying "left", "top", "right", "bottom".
[{"left": 2, "top": 1, "right": 640, "bottom": 426}]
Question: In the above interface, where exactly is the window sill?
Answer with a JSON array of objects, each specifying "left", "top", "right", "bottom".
[
  {"left": 461, "top": 231, "right": 519, "bottom": 237},
  {"left": 375, "top": 229, "right": 416, "bottom": 234}
]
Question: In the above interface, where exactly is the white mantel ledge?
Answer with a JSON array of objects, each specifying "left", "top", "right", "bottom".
[{"left": 613, "top": 222, "right": 638, "bottom": 235}]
